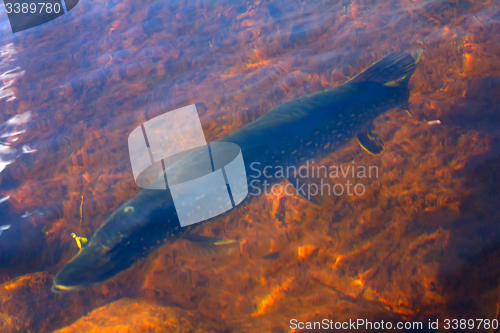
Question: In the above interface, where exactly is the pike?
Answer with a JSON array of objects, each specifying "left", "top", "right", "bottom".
[{"left": 52, "top": 50, "right": 423, "bottom": 292}]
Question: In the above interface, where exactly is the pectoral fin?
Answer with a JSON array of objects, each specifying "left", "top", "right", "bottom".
[
  {"left": 184, "top": 234, "right": 238, "bottom": 245},
  {"left": 395, "top": 102, "right": 412, "bottom": 117},
  {"left": 183, "top": 234, "right": 239, "bottom": 256},
  {"left": 356, "top": 129, "right": 384, "bottom": 155}
]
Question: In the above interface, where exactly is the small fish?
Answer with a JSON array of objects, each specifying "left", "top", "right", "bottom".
[{"left": 52, "top": 49, "right": 423, "bottom": 292}]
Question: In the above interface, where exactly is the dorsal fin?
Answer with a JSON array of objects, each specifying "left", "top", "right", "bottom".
[{"left": 347, "top": 49, "right": 423, "bottom": 85}]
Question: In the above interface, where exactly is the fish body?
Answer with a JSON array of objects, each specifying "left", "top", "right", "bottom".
[
  {"left": 223, "top": 81, "right": 406, "bottom": 168},
  {"left": 52, "top": 50, "right": 423, "bottom": 292}
]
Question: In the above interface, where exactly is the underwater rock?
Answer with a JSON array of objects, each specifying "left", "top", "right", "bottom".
[{"left": 53, "top": 298, "right": 228, "bottom": 333}]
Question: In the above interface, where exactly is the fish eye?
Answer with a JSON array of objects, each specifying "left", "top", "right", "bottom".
[{"left": 124, "top": 206, "right": 135, "bottom": 213}]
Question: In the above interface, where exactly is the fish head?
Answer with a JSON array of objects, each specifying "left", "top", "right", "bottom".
[
  {"left": 52, "top": 194, "right": 181, "bottom": 292},
  {"left": 51, "top": 239, "right": 120, "bottom": 292}
]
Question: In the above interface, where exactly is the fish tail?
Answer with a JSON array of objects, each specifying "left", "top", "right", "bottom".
[{"left": 348, "top": 49, "right": 423, "bottom": 85}]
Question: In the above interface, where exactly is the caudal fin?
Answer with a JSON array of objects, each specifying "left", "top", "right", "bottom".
[{"left": 348, "top": 49, "right": 423, "bottom": 85}]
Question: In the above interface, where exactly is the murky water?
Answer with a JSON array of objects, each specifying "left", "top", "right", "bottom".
[{"left": 0, "top": 0, "right": 499, "bottom": 331}]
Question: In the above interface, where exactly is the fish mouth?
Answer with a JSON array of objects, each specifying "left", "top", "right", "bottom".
[
  {"left": 51, "top": 241, "right": 112, "bottom": 293},
  {"left": 51, "top": 281, "right": 85, "bottom": 293},
  {"left": 51, "top": 235, "right": 139, "bottom": 292},
  {"left": 52, "top": 261, "right": 93, "bottom": 293}
]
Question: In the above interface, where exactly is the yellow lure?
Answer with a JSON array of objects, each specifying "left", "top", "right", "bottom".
[{"left": 71, "top": 232, "right": 88, "bottom": 249}]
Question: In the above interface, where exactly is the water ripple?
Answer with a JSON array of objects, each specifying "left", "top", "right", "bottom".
[
  {"left": 0, "top": 112, "right": 37, "bottom": 175},
  {"left": 0, "top": 43, "right": 24, "bottom": 102}
]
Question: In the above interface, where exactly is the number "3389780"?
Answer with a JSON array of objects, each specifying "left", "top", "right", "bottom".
[{"left": 5, "top": 2, "right": 62, "bottom": 14}]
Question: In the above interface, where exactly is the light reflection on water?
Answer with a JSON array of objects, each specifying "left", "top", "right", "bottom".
[
  {"left": 0, "top": 112, "right": 36, "bottom": 173},
  {"left": 0, "top": 43, "right": 23, "bottom": 103}
]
